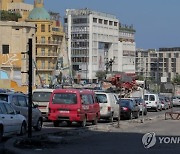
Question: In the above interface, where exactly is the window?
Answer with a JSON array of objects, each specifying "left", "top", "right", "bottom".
[
  {"left": 93, "top": 18, "right": 97, "bottom": 23},
  {"left": 41, "top": 37, "right": 45, "bottom": 43},
  {"left": 41, "top": 24, "right": 45, "bottom": 32},
  {"left": 99, "top": 19, "right": 103, "bottom": 24},
  {"left": 0, "top": 103, "right": 7, "bottom": 114},
  {"left": 4, "top": 103, "right": 15, "bottom": 114},
  {"left": 41, "top": 60, "right": 45, "bottom": 69},
  {"left": 114, "top": 22, "right": 118, "bottom": 26},
  {"left": 149, "top": 95, "right": 155, "bottom": 101},
  {"left": 96, "top": 94, "right": 107, "bottom": 103},
  {"left": 52, "top": 93, "right": 77, "bottom": 104},
  {"left": 18, "top": 96, "right": 28, "bottom": 107},
  {"left": 2, "top": 45, "right": 9, "bottom": 54},
  {"left": 12, "top": 96, "right": 19, "bottom": 106},
  {"left": 41, "top": 48, "right": 45, "bottom": 56},
  {"left": 48, "top": 25, "right": 51, "bottom": 32},
  {"left": 81, "top": 94, "right": 89, "bottom": 105},
  {"left": 88, "top": 95, "right": 94, "bottom": 104},
  {"left": 104, "top": 20, "right": 108, "bottom": 25}
]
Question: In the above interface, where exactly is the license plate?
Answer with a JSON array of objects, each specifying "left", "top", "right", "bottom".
[{"left": 60, "top": 111, "right": 69, "bottom": 113}]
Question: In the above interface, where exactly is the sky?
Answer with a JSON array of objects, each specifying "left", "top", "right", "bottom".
[{"left": 26, "top": 0, "right": 180, "bottom": 50}]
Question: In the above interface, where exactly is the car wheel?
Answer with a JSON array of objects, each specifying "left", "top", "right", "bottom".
[
  {"left": 92, "top": 115, "right": 98, "bottom": 125},
  {"left": 53, "top": 121, "right": 60, "bottom": 127},
  {"left": 144, "top": 110, "right": 147, "bottom": 116},
  {"left": 80, "top": 116, "right": 87, "bottom": 127},
  {"left": 20, "top": 121, "right": 27, "bottom": 135},
  {"left": 156, "top": 107, "right": 159, "bottom": 112},
  {"left": 109, "top": 113, "right": 114, "bottom": 122},
  {"left": 33, "top": 118, "right": 42, "bottom": 131},
  {"left": 135, "top": 111, "right": 140, "bottom": 119}
]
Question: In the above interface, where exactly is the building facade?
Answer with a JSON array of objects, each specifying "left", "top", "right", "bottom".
[
  {"left": 26, "top": 0, "right": 66, "bottom": 86},
  {"left": 0, "top": 0, "right": 33, "bottom": 20},
  {"left": 136, "top": 47, "right": 180, "bottom": 83},
  {"left": 118, "top": 24, "right": 136, "bottom": 73},
  {"left": 0, "top": 21, "right": 36, "bottom": 86},
  {"left": 64, "top": 8, "right": 120, "bottom": 83}
]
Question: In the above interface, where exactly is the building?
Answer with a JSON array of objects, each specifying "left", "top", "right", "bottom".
[
  {"left": 26, "top": 0, "right": 67, "bottom": 86},
  {"left": 0, "top": 21, "right": 36, "bottom": 87},
  {"left": 118, "top": 24, "right": 136, "bottom": 73},
  {"left": 64, "top": 8, "right": 120, "bottom": 83},
  {"left": 0, "top": 0, "right": 33, "bottom": 20},
  {"left": 136, "top": 47, "right": 180, "bottom": 83}
]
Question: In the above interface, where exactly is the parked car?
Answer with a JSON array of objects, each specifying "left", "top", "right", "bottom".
[
  {"left": 32, "top": 88, "right": 54, "bottom": 120},
  {"left": 144, "top": 94, "right": 161, "bottom": 111},
  {"left": 95, "top": 92, "right": 119, "bottom": 122},
  {"left": 0, "top": 100, "right": 27, "bottom": 141},
  {"left": 172, "top": 96, "right": 180, "bottom": 106},
  {"left": 159, "top": 96, "right": 169, "bottom": 110},
  {"left": 48, "top": 89, "right": 100, "bottom": 127},
  {"left": 118, "top": 98, "right": 140, "bottom": 120},
  {"left": 132, "top": 97, "right": 147, "bottom": 115},
  {"left": 0, "top": 92, "right": 43, "bottom": 131},
  {"left": 164, "top": 96, "right": 172, "bottom": 108}
]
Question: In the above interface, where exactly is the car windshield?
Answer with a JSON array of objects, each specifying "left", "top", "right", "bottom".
[
  {"left": 32, "top": 92, "right": 52, "bottom": 102},
  {"left": 52, "top": 93, "right": 77, "bottom": 104},
  {"left": 96, "top": 94, "right": 107, "bottom": 103},
  {"left": 120, "top": 100, "right": 130, "bottom": 107},
  {"left": 0, "top": 94, "right": 8, "bottom": 102}
]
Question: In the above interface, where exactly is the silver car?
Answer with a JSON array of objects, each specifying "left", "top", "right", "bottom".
[
  {"left": 0, "top": 92, "right": 43, "bottom": 131},
  {"left": 0, "top": 101, "right": 27, "bottom": 141},
  {"left": 172, "top": 96, "right": 180, "bottom": 106}
]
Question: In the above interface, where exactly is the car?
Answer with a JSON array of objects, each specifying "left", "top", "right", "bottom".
[
  {"left": 144, "top": 94, "right": 161, "bottom": 111},
  {"left": 172, "top": 96, "right": 180, "bottom": 106},
  {"left": 0, "top": 92, "right": 43, "bottom": 131},
  {"left": 95, "top": 92, "right": 119, "bottom": 122},
  {"left": 159, "top": 96, "right": 169, "bottom": 110},
  {"left": 118, "top": 98, "right": 140, "bottom": 120},
  {"left": 132, "top": 97, "right": 147, "bottom": 115},
  {"left": 48, "top": 89, "right": 100, "bottom": 127},
  {"left": 32, "top": 88, "right": 54, "bottom": 120},
  {"left": 0, "top": 100, "right": 27, "bottom": 141}
]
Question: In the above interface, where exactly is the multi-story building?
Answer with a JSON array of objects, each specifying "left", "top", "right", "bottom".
[
  {"left": 118, "top": 24, "right": 136, "bottom": 73},
  {"left": 0, "top": 0, "right": 33, "bottom": 20},
  {"left": 136, "top": 47, "right": 180, "bottom": 83},
  {"left": 64, "top": 8, "right": 120, "bottom": 83},
  {"left": 26, "top": 0, "right": 66, "bottom": 86},
  {"left": 0, "top": 21, "right": 36, "bottom": 86}
]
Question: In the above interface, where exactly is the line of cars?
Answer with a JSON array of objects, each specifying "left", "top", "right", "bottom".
[
  {"left": 33, "top": 88, "right": 145, "bottom": 126},
  {"left": 0, "top": 92, "right": 43, "bottom": 141}
]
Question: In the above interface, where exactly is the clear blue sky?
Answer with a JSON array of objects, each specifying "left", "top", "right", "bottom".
[{"left": 26, "top": 0, "right": 180, "bottom": 49}]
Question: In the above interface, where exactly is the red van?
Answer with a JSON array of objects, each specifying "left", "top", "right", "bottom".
[{"left": 48, "top": 89, "right": 100, "bottom": 127}]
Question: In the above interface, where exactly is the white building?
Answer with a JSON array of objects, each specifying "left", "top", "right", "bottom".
[
  {"left": 118, "top": 24, "right": 136, "bottom": 73},
  {"left": 64, "top": 8, "right": 136, "bottom": 83}
]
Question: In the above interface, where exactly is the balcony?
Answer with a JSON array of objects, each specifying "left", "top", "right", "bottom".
[
  {"left": 36, "top": 41, "right": 61, "bottom": 46},
  {"left": 37, "top": 67, "right": 55, "bottom": 72},
  {"left": 36, "top": 53, "right": 58, "bottom": 58}
]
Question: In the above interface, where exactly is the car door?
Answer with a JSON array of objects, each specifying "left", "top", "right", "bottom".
[
  {"left": 4, "top": 103, "right": 21, "bottom": 132},
  {"left": 81, "top": 94, "right": 92, "bottom": 121},
  {"left": 0, "top": 103, "right": 16, "bottom": 134}
]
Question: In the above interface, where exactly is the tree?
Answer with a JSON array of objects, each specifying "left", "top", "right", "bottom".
[
  {"left": 0, "top": 10, "right": 21, "bottom": 21},
  {"left": 172, "top": 74, "right": 180, "bottom": 85},
  {"left": 95, "top": 71, "right": 106, "bottom": 81}
]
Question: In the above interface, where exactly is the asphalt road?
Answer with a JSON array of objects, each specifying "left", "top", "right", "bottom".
[{"left": 0, "top": 107, "right": 180, "bottom": 154}]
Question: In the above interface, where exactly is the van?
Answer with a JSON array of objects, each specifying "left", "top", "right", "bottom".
[
  {"left": 95, "top": 92, "right": 119, "bottom": 122},
  {"left": 48, "top": 89, "right": 100, "bottom": 127},
  {"left": 144, "top": 93, "right": 161, "bottom": 111},
  {"left": 32, "top": 89, "right": 54, "bottom": 119}
]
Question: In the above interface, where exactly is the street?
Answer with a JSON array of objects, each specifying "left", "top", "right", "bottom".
[{"left": 1, "top": 107, "right": 180, "bottom": 154}]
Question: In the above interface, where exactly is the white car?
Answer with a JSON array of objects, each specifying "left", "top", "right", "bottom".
[
  {"left": 144, "top": 94, "right": 161, "bottom": 111},
  {"left": 172, "top": 96, "right": 180, "bottom": 106},
  {"left": 0, "top": 101, "right": 27, "bottom": 141},
  {"left": 95, "top": 92, "right": 119, "bottom": 122}
]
